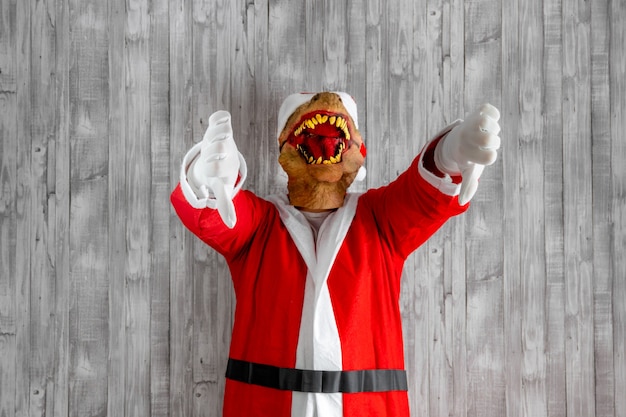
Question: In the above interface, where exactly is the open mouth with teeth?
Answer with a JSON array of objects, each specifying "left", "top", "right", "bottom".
[{"left": 283, "top": 111, "right": 355, "bottom": 165}]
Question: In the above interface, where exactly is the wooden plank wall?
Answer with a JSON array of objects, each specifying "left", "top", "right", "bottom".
[{"left": 0, "top": 0, "right": 624, "bottom": 416}]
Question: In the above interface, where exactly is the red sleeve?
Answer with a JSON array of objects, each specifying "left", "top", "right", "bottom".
[
  {"left": 170, "top": 185, "right": 269, "bottom": 261},
  {"left": 360, "top": 139, "right": 469, "bottom": 260}
]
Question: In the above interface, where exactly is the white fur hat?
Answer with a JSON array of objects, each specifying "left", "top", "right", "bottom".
[{"left": 276, "top": 92, "right": 359, "bottom": 139}]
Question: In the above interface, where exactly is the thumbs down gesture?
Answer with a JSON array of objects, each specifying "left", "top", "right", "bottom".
[
  {"left": 434, "top": 104, "right": 501, "bottom": 205},
  {"left": 188, "top": 111, "right": 240, "bottom": 228}
]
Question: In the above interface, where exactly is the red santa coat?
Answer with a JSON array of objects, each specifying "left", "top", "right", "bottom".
[{"left": 171, "top": 130, "right": 468, "bottom": 417}]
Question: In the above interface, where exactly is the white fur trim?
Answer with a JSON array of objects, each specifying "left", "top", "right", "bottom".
[
  {"left": 417, "top": 121, "right": 462, "bottom": 197},
  {"left": 276, "top": 92, "right": 359, "bottom": 138},
  {"left": 179, "top": 142, "right": 248, "bottom": 209},
  {"left": 355, "top": 165, "right": 366, "bottom": 182},
  {"left": 267, "top": 193, "right": 360, "bottom": 417}
]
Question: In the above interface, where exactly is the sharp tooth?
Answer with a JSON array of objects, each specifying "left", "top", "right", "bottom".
[
  {"left": 341, "top": 119, "right": 347, "bottom": 129},
  {"left": 316, "top": 156, "right": 322, "bottom": 164},
  {"left": 337, "top": 153, "right": 342, "bottom": 162},
  {"left": 330, "top": 156, "right": 337, "bottom": 163},
  {"left": 345, "top": 131, "right": 351, "bottom": 140},
  {"left": 311, "top": 117, "right": 318, "bottom": 125},
  {"left": 306, "top": 120, "right": 315, "bottom": 129},
  {"left": 323, "top": 159, "right": 332, "bottom": 164},
  {"left": 329, "top": 116, "right": 336, "bottom": 125},
  {"left": 336, "top": 117, "right": 344, "bottom": 127},
  {"left": 321, "top": 115, "right": 328, "bottom": 123},
  {"left": 308, "top": 156, "right": 314, "bottom": 163},
  {"left": 316, "top": 114, "right": 323, "bottom": 123}
]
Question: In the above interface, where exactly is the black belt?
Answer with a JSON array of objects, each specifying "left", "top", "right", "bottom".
[{"left": 226, "top": 358, "right": 408, "bottom": 393}]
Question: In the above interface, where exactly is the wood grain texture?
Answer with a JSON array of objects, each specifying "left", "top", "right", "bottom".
[
  {"left": 610, "top": 2, "right": 626, "bottom": 417},
  {"left": 14, "top": 0, "right": 32, "bottom": 415},
  {"left": 542, "top": 0, "right": 567, "bottom": 415},
  {"left": 519, "top": 1, "right": 548, "bottom": 416},
  {"left": 107, "top": 0, "right": 128, "bottom": 416},
  {"left": 562, "top": 1, "right": 595, "bottom": 417},
  {"left": 149, "top": 0, "right": 172, "bottom": 416},
  {"left": 0, "top": 0, "right": 17, "bottom": 415},
  {"left": 590, "top": 2, "right": 613, "bottom": 417},
  {"left": 125, "top": 0, "right": 153, "bottom": 416},
  {"left": 1, "top": 0, "right": 624, "bottom": 416},
  {"left": 52, "top": 0, "right": 71, "bottom": 415},
  {"left": 67, "top": 0, "right": 110, "bottom": 414},
  {"left": 29, "top": 0, "right": 57, "bottom": 415},
  {"left": 502, "top": 1, "right": 522, "bottom": 416}
]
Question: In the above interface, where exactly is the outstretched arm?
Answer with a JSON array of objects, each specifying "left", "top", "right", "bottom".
[
  {"left": 363, "top": 103, "right": 502, "bottom": 259},
  {"left": 171, "top": 110, "right": 266, "bottom": 260}
]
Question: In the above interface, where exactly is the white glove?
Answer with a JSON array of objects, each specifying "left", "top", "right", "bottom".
[
  {"left": 434, "top": 103, "right": 501, "bottom": 205},
  {"left": 188, "top": 111, "right": 240, "bottom": 228}
]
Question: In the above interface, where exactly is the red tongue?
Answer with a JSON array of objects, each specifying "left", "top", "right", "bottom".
[
  {"left": 308, "top": 136, "right": 340, "bottom": 159},
  {"left": 306, "top": 123, "right": 342, "bottom": 159}
]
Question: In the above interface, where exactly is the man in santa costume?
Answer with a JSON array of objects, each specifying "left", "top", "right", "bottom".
[{"left": 171, "top": 92, "right": 501, "bottom": 417}]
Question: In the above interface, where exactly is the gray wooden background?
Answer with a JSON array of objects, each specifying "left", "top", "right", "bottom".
[{"left": 1, "top": 0, "right": 625, "bottom": 416}]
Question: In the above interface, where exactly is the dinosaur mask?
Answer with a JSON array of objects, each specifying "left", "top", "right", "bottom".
[{"left": 277, "top": 92, "right": 366, "bottom": 211}]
